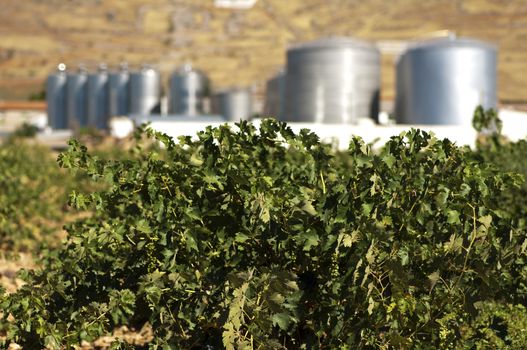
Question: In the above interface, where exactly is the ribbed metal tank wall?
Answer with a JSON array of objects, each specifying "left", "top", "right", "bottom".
[
  {"left": 66, "top": 66, "right": 88, "bottom": 129},
  {"left": 108, "top": 63, "right": 130, "bottom": 117},
  {"left": 46, "top": 64, "right": 68, "bottom": 129},
  {"left": 169, "top": 64, "right": 209, "bottom": 115},
  {"left": 130, "top": 65, "right": 161, "bottom": 115},
  {"left": 264, "top": 70, "right": 285, "bottom": 118},
  {"left": 283, "top": 37, "right": 381, "bottom": 124},
  {"left": 87, "top": 64, "right": 109, "bottom": 129},
  {"left": 395, "top": 36, "right": 497, "bottom": 125},
  {"left": 213, "top": 88, "right": 252, "bottom": 121}
]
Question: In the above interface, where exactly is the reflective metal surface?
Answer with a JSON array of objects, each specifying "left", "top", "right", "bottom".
[
  {"left": 87, "top": 64, "right": 109, "bottom": 129},
  {"left": 66, "top": 66, "right": 88, "bottom": 129},
  {"left": 283, "top": 37, "right": 380, "bottom": 124},
  {"left": 264, "top": 70, "right": 285, "bottom": 118},
  {"left": 130, "top": 65, "right": 161, "bottom": 116},
  {"left": 169, "top": 64, "right": 209, "bottom": 115},
  {"left": 108, "top": 63, "right": 130, "bottom": 117},
  {"left": 395, "top": 36, "right": 497, "bottom": 125},
  {"left": 46, "top": 63, "right": 68, "bottom": 129},
  {"left": 213, "top": 88, "right": 252, "bottom": 121}
]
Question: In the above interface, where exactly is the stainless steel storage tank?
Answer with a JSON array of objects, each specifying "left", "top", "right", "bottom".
[
  {"left": 264, "top": 70, "right": 285, "bottom": 118},
  {"left": 213, "top": 88, "right": 252, "bottom": 121},
  {"left": 130, "top": 65, "right": 161, "bottom": 116},
  {"left": 395, "top": 35, "right": 497, "bottom": 125},
  {"left": 87, "top": 64, "right": 109, "bottom": 129},
  {"left": 283, "top": 37, "right": 380, "bottom": 124},
  {"left": 46, "top": 63, "right": 68, "bottom": 129},
  {"left": 108, "top": 63, "right": 130, "bottom": 117},
  {"left": 169, "top": 64, "right": 209, "bottom": 115},
  {"left": 66, "top": 65, "right": 88, "bottom": 129}
]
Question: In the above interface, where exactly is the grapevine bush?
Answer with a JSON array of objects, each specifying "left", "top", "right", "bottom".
[{"left": 2, "top": 118, "right": 527, "bottom": 348}]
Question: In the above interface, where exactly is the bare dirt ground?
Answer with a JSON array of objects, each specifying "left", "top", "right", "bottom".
[{"left": 0, "top": 252, "right": 34, "bottom": 294}]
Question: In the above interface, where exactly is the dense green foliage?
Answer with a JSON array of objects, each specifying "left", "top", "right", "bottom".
[
  {"left": 10, "top": 122, "right": 39, "bottom": 139},
  {"left": 473, "top": 107, "right": 527, "bottom": 227},
  {"left": 0, "top": 132, "right": 129, "bottom": 252},
  {"left": 2, "top": 116, "right": 527, "bottom": 348},
  {"left": 0, "top": 139, "right": 73, "bottom": 251}
]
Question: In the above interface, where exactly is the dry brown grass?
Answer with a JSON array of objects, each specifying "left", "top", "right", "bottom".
[{"left": 0, "top": 0, "right": 526, "bottom": 101}]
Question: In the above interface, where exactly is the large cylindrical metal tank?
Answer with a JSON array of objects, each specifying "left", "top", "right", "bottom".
[
  {"left": 169, "top": 64, "right": 209, "bottom": 115},
  {"left": 130, "top": 65, "right": 161, "bottom": 116},
  {"left": 213, "top": 88, "right": 252, "bottom": 121},
  {"left": 46, "top": 64, "right": 68, "bottom": 129},
  {"left": 108, "top": 63, "right": 130, "bottom": 117},
  {"left": 87, "top": 64, "right": 109, "bottom": 129},
  {"left": 264, "top": 70, "right": 285, "bottom": 118},
  {"left": 283, "top": 37, "right": 380, "bottom": 124},
  {"left": 66, "top": 65, "right": 88, "bottom": 129},
  {"left": 395, "top": 36, "right": 497, "bottom": 125}
]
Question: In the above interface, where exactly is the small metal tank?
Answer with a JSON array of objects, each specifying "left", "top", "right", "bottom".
[
  {"left": 66, "top": 65, "right": 88, "bottom": 129},
  {"left": 283, "top": 37, "right": 381, "bottom": 124},
  {"left": 130, "top": 65, "right": 161, "bottom": 116},
  {"left": 169, "top": 64, "right": 209, "bottom": 115},
  {"left": 46, "top": 63, "right": 68, "bottom": 129},
  {"left": 87, "top": 64, "right": 109, "bottom": 129},
  {"left": 108, "top": 62, "right": 130, "bottom": 117},
  {"left": 395, "top": 35, "right": 497, "bottom": 125},
  {"left": 264, "top": 70, "right": 285, "bottom": 118},
  {"left": 213, "top": 88, "right": 252, "bottom": 121}
]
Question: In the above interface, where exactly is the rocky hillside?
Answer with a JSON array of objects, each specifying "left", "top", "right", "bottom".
[{"left": 0, "top": 0, "right": 526, "bottom": 103}]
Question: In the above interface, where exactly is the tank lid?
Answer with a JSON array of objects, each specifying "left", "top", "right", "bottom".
[
  {"left": 77, "top": 64, "right": 88, "bottom": 73},
  {"left": 140, "top": 64, "right": 157, "bottom": 72},
  {"left": 56, "top": 63, "right": 67, "bottom": 72},
  {"left": 174, "top": 63, "right": 205, "bottom": 75},
  {"left": 268, "top": 67, "right": 285, "bottom": 79},
  {"left": 98, "top": 63, "right": 108, "bottom": 72},
  {"left": 215, "top": 86, "right": 251, "bottom": 95},
  {"left": 406, "top": 36, "right": 497, "bottom": 52},
  {"left": 288, "top": 36, "right": 378, "bottom": 52},
  {"left": 181, "top": 63, "right": 194, "bottom": 72}
]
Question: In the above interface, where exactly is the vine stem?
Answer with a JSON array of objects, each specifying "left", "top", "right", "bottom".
[
  {"left": 454, "top": 203, "right": 478, "bottom": 291},
  {"left": 320, "top": 171, "right": 326, "bottom": 194}
]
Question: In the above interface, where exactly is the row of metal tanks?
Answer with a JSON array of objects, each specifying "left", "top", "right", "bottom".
[
  {"left": 47, "top": 33, "right": 497, "bottom": 129},
  {"left": 264, "top": 34, "right": 497, "bottom": 126},
  {"left": 47, "top": 63, "right": 253, "bottom": 130}
]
